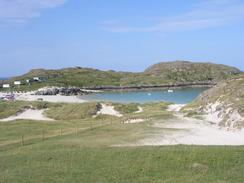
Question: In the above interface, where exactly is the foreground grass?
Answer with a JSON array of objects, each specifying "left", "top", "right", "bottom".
[
  {"left": 0, "top": 119, "right": 244, "bottom": 183},
  {"left": 1, "top": 101, "right": 244, "bottom": 182},
  {"left": 0, "top": 132, "right": 244, "bottom": 183}
]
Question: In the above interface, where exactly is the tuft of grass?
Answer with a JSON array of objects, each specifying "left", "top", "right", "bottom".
[
  {"left": 113, "top": 103, "right": 139, "bottom": 114},
  {"left": 45, "top": 102, "right": 100, "bottom": 120}
]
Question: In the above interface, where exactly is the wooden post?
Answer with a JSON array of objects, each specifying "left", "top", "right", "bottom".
[
  {"left": 90, "top": 121, "right": 93, "bottom": 130},
  {"left": 60, "top": 128, "right": 62, "bottom": 136},
  {"left": 42, "top": 130, "right": 45, "bottom": 141},
  {"left": 21, "top": 135, "right": 24, "bottom": 146},
  {"left": 76, "top": 126, "right": 78, "bottom": 136}
]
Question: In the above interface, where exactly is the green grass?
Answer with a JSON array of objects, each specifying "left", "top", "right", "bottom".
[
  {"left": 0, "top": 124, "right": 244, "bottom": 183},
  {"left": 45, "top": 102, "right": 100, "bottom": 120},
  {"left": 1, "top": 101, "right": 244, "bottom": 182},
  {"left": 113, "top": 103, "right": 139, "bottom": 114}
]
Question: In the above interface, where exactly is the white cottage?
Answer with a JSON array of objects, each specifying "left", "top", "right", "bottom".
[
  {"left": 14, "top": 81, "right": 21, "bottom": 85},
  {"left": 2, "top": 84, "right": 10, "bottom": 88},
  {"left": 33, "top": 77, "right": 40, "bottom": 81}
]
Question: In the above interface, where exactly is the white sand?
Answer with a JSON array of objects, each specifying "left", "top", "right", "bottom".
[
  {"left": 116, "top": 104, "right": 244, "bottom": 146},
  {"left": 97, "top": 104, "right": 123, "bottom": 117},
  {"left": 1, "top": 92, "right": 86, "bottom": 103},
  {"left": 0, "top": 109, "right": 54, "bottom": 122},
  {"left": 139, "top": 115, "right": 244, "bottom": 146},
  {"left": 167, "top": 104, "right": 186, "bottom": 112},
  {"left": 124, "top": 118, "right": 144, "bottom": 124},
  {"left": 134, "top": 106, "right": 143, "bottom": 113},
  {"left": 15, "top": 93, "right": 86, "bottom": 103},
  {"left": 203, "top": 101, "right": 244, "bottom": 129}
]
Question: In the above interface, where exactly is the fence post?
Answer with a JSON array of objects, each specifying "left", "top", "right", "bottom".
[
  {"left": 21, "top": 135, "right": 24, "bottom": 146},
  {"left": 76, "top": 126, "right": 78, "bottom": 136},
  {"left": 42, "top": 130, "right": 45, "bottom": 141},
  {"left": 90, "top": 121, "right": 93, "bottom": 130}
]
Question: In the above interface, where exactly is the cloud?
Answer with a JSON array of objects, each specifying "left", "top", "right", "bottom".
[
  {"left": 101, "top": 0, "right": 244, "bottom": 33},
  {"left": 0, "top": 0, "right": 66, "bottom": 25}
]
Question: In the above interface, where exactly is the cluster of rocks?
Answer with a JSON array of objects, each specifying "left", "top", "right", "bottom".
[{"left": 35, "top": 87, "right": 93, "bottom": 96}]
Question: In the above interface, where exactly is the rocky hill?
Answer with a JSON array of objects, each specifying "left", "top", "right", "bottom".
[
  {"left": 183, "top": 73, "right": 244, "bottom": 129},
  {"left": 3, "top": 61, "right": 241, "bottom": 90},
  {"left": 145, "top": 61, "right": 240, "bottom": 82}
]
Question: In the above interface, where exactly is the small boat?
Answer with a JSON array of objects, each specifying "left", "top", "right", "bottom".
[
  {"left": 147, "top": 93, "right": 152, "bottom": 96},
  {"left": 168, "top": 89, "right": 174, "bottom": 93}
]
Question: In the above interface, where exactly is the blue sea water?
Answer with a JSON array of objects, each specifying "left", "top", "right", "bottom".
[
  {"left": 0, "top": 77, "right": 8, "bottom": 80},
  {"left": 80, "top": 87, "right": 208, "bottom": 104}
]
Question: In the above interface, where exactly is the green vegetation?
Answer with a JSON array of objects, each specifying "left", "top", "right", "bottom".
[
  {"left": 145, "top": 61, "right": 241, "bottom": 82},
  {"left": 113, "top": 103, "right": 139, "bottom": 114},
  {"left": 45, "top": 102, "right": 100, "bottom": 120},
  {"left": 0, "top": 100, "right": 244, "bottom": 182},
  {"left": 0, "top": 121, "right": 244, "bottom": 182},
  {"left": 3, "top": 61, "right": 241, "bottom": 91}
]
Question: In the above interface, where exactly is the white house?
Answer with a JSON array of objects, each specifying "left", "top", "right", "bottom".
[
  {"left": 33, "top": 77, "right": 40, "bottom": 81},
  {"left": 14, "top": 81, "right": 21, "bottom": 85},
  {"left": 2, "top": 84, "right": 10, "bottom": 88}
]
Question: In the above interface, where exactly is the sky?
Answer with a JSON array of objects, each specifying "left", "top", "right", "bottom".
[{"left": 0, "top": 0, "right": 244, "bottom": 77}]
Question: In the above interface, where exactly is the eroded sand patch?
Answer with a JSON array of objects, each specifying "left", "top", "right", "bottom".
[
  {"left": 134, "top": 106, "right": 143, "bottom": 113},
  {"left": 97, "top": 103, "right": 123, "bottom": 117},
  {"left": 0, "top": 109, "right": 54, "bottom": 122}
]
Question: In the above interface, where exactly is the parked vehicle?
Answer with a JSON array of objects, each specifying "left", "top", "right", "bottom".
[{"left": 3, "top": 94, "right": 15, "bottom": 101}]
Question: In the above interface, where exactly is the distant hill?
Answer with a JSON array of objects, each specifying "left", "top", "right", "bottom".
[
  {"left": 183, "top": 73, "right": 244, "bottom": 129},
  {"left": 145, "top": 61, "right": 240, "bottom": 82},
  {"left": 4, "top": 61, "right": 241, "bottom": 90}
]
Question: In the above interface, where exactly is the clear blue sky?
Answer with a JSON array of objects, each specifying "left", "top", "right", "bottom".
[{"left": 0, "top": 0, "right": 244, "bottom": 77}]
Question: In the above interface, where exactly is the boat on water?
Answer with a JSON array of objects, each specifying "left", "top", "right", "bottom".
[{"left": 168, "top": 89, "right": 174, "bottom": 93}]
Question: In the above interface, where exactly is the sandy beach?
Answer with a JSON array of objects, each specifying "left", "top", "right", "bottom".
[
  {"left": 0, "top": 109, "right": 54, "bottom": 122},
  {"left": 0, "top": 92, "right": 87, "bottom": 103}
]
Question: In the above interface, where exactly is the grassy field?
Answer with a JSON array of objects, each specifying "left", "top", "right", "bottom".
[
  {"left": 0, "top": 101, "right": 244, "bottom": 182},
  {"left": 0, "top": 124, "right": 244, "bottom": 183}
]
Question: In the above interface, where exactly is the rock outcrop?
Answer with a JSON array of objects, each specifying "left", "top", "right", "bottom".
[{"left": 35, "top": 87, "right": 93, "bottom": 96}]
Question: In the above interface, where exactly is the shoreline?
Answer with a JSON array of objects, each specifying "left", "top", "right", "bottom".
[
  {"left": 83, "top": 82, "right": 215, "bottom": 91},
  {"left": 0, "top": 84, "right": 209, "bottom": 104}
]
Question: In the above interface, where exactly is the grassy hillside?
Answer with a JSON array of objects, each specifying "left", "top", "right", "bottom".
[
  {"left": 3, "top": 61, "right": 241, "bottom": 91},
  {"left": 183, "top": 73, "right": 244, "bottom": 128},
  {"left": 145, "top": 61, "right": 240, "bottom": 82}
]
